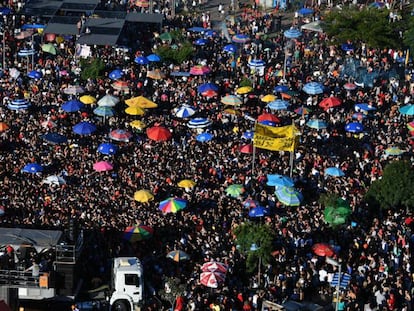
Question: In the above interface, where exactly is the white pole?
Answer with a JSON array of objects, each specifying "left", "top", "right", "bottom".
[
  {"left": 252, "top": 144, "right": 256, "bottom": 175},
  {"left": 2, "top": 31, "right": 5, "bottom": 69},
  {"left": 257, "top": 255, "right": 261, "bottom": 286},
  {"left": 336, "top": 264, "right": 341, "bottom": 311}
]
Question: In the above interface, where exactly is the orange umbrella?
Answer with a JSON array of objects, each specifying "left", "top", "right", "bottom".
[
  {"left": 257, "top": 113, "right": 280, "bottom": 123},
  {"left": 0, "top": 122, "right": 9, "bottom": 131},
  {"left": 312, "top": 243, "right": 335, "bottom": 257},
  {"left": 146, "top": 126, "right": 172, "bottom": 141},
  {"left": 135, "top": 0, "right": 149, "bottom": 7}
]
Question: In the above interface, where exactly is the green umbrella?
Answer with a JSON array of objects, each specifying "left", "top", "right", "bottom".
[
  {"left": 42, "top": 43, "right": 57, "bottom": 55},
  {"left": 324, "top": 199, "right": 351, "bottom": 225},
  {"left": 159, "top": 32, "right": 172, "bottom": 42},
  {"left": 225, "top": 184, "right": 245, "bottom": 197}
]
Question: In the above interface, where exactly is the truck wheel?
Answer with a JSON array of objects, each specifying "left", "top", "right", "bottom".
[{"left": 112, "top": 300, "right": 129, "bottom": 311}]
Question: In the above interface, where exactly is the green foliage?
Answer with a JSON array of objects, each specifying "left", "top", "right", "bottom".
[
  {"left": 239, "top": 77, "right": 253, "bottom": 87},
  {"left": 233, "top": 222, "right": 274, "bottom": 273},
  {"left": 365, "top": 160, "right": 414, "bottom": 210},
  {"left": 404, "top": 16, "right": 414, "bottom": 55},
  {"left": 324, "top": 7, "right": 404, "bottom": 49},
  {"left": 318, "top": 193, "right": 341, "bottom": 208},
  {"left": 158, "top": 277, "right": 186, "bottom": 308},
  {"left": 80, "top": 57, "right": 105, "bottom": 81},
  {"left": 155, "top": 41, "right": 194, "bottom": 64}
]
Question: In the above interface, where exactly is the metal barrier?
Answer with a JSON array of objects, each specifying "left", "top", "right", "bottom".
[{"left": 0, "top": 269, "right": 40, "bottom": 288}]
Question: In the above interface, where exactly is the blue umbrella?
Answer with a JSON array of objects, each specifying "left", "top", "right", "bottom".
[
  {"left": 73, "top": 122, "right": 97, "bottom": 135},
  {"left": 0, "top": 7, "right": 12, "bottom": 15},
  {"left": 267, "top": 99, "right": 289, "bottom": 110},
  {"left": 196, "top": 132, "right": 214, "bottom": 142},
  {"left": 275, "top": 187, "right": 303, "bottom": 206},
  {"left": 147, "top": 54, "right": 161, "bottom": 62},
  {"left": 134, "top": 56, "right": 149, "bottom": 65},
  {"left": 274, "top": 85, "right": 289, "bottom": 93},
  {"left": 297, "top": 7, "right": 313, "bottom": 15},
  {"left": 170, "top": 71, "right": 190, "bottom": 77},
  {"left": 197, "top": 83, "right": 219, "bottom": 93},
  {"left": 306, "top": 119, "right": 328, "bottom": 130},
  {"left": 22, "top": 163, "right": 43, "bottom": 173},
  {"left": 194, "top": 38, "right": 208, "bottom": 46},
  {"left": 324, "top": 167, "right": 345, "bottom": 177},
  {"left": 94, "top": 106, "right": 115, "bottom": 117},
  {"left": 242, "top": 131, "right": 254, "bottom": 140},
  {"left": 204, "top": 29, "right": 217, "bottom": 37},
  {"left": 341, "top": 43, "right": 354, "bottom": 51},
  {"left": 8, "top": 99, "right": 31, "bottom": 110},
  {"left": 28, "top": 70, "right": 43, "bottom": 79},
  {"left": 259, "top": 120, "right": 277, "bottom": 127},
  {"left": 248, "top": 59, "right": 266, "bottom": 68},
  {"left": 41, "top": 133, "right": 68, "bottom": 144},
  {"left": 62, "top": 100, "right": 84, "bottom": 112},
  {"left": 345, "top": 122, "right": 364, "bottom": 133},
  {"left": 223, "top": 44, "right": 237, "bottom": 53},
  {"left": 266, "top": 174, "right": 294, "bottom": 187},
  {"left": 187, "top": 26, "right": 207, "bottom": 32},
  {"left": 17, "top": 49, "right": 36, "bottom": 57},
  {"left": 249, "top": 206, "right": 270, "bottom": 218},
  {"left": 175, "top": 105, "right": 196, "bottom": 118},
  {"left": 21, "top": 24, "right": 45, "bottom": 30},
  {"left": 355, "top": 103, "right": 377, "bottom": 112},
  {"left": 303, "top": 82, "right": 324, "bottom": 95},
  {"left": 98, "top": 142, "right": 118, "bottom": 155},
  {"left": 284, "top": 28, "right": 302, "bottom": 39},
  {"left": 399, "top": 105, "right": 414, "bottom": 116},
  {"left": 109, "top": 69, "right": 124, "bottom": 80}
]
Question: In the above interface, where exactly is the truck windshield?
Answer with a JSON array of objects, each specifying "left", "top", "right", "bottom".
[{"left": 125, "top": 274, "right": 140, "bottom": 287}]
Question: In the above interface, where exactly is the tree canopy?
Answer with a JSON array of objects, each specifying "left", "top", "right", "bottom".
[
  {"left": 233, "top": 222, "right": 274, "bottom": 273},
  {"left": 324, "top": 7, "right": 404, "bottom": 49},
  {"left": 365, "top": 160, "right": 414, "bottom": 211}
]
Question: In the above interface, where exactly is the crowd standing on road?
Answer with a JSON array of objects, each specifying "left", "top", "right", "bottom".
[{"left": 0, "top": 0, "right": 414, "bottom": 310}]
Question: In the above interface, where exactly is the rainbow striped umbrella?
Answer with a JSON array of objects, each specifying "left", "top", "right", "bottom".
[
  {"left": 159, "top": 197, "right": 187, "bottom": 213},
  {"left": 123, "top": 225, "right": 154, "bottom": 242}
]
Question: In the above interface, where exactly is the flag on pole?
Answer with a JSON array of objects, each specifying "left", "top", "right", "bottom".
[{"left": 253, "top": 123, "right": 299, "bottom": 152}]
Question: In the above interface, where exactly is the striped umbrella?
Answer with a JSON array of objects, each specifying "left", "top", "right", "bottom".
[
  {"left": 188, "top": 118, "right": 212, "bottom": 129},
  {"left": 267, "top": 99, "right": 289, "bottom": 110},
  {"left": 123, "top": 225, "right": 154, "bottom": 242},
  {"left": 275, "top": 187, "right": 303, "bottom": 206},
  {"left": 232, "top": 34, "right": 250, "bottom": 43},
  {"left": 175, "top": 105, "right": 196, "bottom": 118},
  {"left": 306, "top": 119, "right": 327, "bottom": 130},
  {"left": 167, "top": 250, "right": 190, "bottom": 262},
  {"left": 221, "top": 95, "right": 242, "bottom": 106},
  {"left": 159, "top": 197, "right": 187, "bottom": 213},
  {"left": 303, "top": 82, "right": 324, "bottom": 95},
  {"left": 284, "top": 28, "right": 302, "bottom": 39}
]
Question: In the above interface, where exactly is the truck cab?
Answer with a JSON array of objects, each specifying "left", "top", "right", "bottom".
[{"left": 110, "top": 257, "right": 144, "bottom": 311}]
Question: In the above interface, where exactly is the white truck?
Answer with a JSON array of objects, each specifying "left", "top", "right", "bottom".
[{"left": 109, "top": 257, "right": 144, "bottom": 311}]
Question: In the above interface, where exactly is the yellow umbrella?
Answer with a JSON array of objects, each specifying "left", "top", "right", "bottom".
[
  {"left": 125, "top": 106, "right": 145, "bottom": 116},
  {"left": 147, "top": 70, "right": 165, "bottom": 80},
  {"left": 80, "top": 95, "right": 96, "bottom": 105},
  {"left": 130, "top": 120, "right": 146, "bottom": 129},
  {"left": 261, "top": 94, "right": 276, "bottom": 103},
  {"left": 236, "top": 86, "right": 253, "bottom": 95},
  {"left": 125, "top": 96, "right": 158, "bottom": 108},
  {"left": 134, "top": 189, "right": 154, "bottom": 203},
  {"left": 223, "top": 108, "right": 241, "bottom": 116},
  {"left": 177, "top": 179, "right": 196, "bottom": 188}
]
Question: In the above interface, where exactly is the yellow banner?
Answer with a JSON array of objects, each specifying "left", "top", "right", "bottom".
[{"left": 253, "top": 123, "right": 299, "bottom": 152}]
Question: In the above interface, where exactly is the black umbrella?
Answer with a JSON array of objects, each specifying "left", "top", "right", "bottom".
[{"left": 41, "top": 133, "right": 68, "bottom": 144}]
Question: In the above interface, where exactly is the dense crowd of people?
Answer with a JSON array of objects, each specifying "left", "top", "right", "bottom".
[{"left": 0, "top": 0, "right": 414, "bottom": 310}]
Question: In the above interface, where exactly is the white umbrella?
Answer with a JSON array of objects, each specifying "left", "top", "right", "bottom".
[
  {"left": 9, "top": 68, "right": 21, "bottom": 79},
  {"left": 98, "top": 94, "right": 119, "bottom": 107},
  {"left": 42, "top": 175, "right": 66, "bottom": 185}
]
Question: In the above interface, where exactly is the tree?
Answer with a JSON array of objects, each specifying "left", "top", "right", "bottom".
[
  {"left": 158, "top": 276, "right": 186, "bottom": 310},
  {"left": 233, "top": 222, "right": 274, "bottom": 273},
  {"left": 156, "top": 41, "right": 194, "bottom": 64},
  {"left": 324, "top": 7, "right": 404, "bottom": 49},
  {"left": 365, "top": 160, "right": 414, "bottom": 211},
  {"left": 80, "top": 57, "right": 105, "bottom": 81}
]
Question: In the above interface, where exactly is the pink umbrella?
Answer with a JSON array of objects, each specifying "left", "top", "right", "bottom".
[
  {"left": 93, "top": 161, "right": 113, "bottom": 172},
  {"left": 200, "top": 271, "right": 225, "bottom": 288},
  {"left": 41, "top": 120, "right": 57, "bottom": 129},
  {"left": 201, "top": 262, "right": 228, "bottom": 274}
]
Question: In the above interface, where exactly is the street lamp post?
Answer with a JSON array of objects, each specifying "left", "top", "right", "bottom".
[
  {"left": 326, "top": 257, "right": 341, "bottom": 311},
  {"left": 250, "top": 243, "right": 261, "bottom": 287}
]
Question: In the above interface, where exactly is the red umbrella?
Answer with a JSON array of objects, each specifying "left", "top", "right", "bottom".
[
  {"left": 202, "top": 89, "right": 218, "bottom": 97},
  {"left": 239, "top": 144, "right": 253, "bottom": 154},
  {"left": 201, "top": 261, "right": 228, "bottom": 273},
  {"left": 200, "top": 271, "right": 225, "bottom": 288},
  {"left": 190, "top": 65, "right": 211, "bottom": 75},
  {"left": 109, "top": 129, "right": 133, "bottom": 142},
  {"left": 146, "top": 126, "right": 172, "bottom": 141},
  {"left": 319, "top": 97, "right": 342, "bottom": 111},
  {"left": 257, "top": 113, "right": 280, "bottom": 123},
  {"left": 312, "top": 243, "right": 334, "bottom": 257}
]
